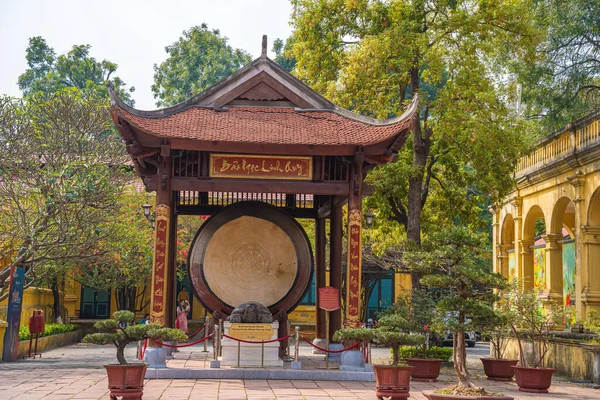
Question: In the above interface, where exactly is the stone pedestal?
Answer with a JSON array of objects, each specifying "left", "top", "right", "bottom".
[
  {"left": 312, "top": 338, "right": 326, "bottom": 354},
  {"left": 340, "top": 349, "right": 365, "bottom": 371},
  {"left": 327, "top": 343, "right": 344, "bottom": 362},
  {"left": 144, "top": 346, "right": 167, "bottom": 368},
  {"left": 220, "top": 321, "right": 283, "bottom": 367}
]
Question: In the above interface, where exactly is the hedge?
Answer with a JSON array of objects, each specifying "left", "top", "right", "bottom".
[
  {"left": 394, "top": 346, "right": 453, "bottom": 362},
  {"left": 19, "top": 323, "right": 80, "bottom": 341}
]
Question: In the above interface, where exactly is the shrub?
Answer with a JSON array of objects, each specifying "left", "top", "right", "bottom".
[
  {"left": 19, "top": 323, "right": 80, "bottom": 341},
  {"left": 395, "top": 346, "right": 453, "bottom": 362}
]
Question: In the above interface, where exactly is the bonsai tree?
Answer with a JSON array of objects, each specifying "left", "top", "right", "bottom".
[
  {"left": 83, "top": 310, "right": 187, "bottom": 365},
  {"left": 405, "top": 225, "right": 507, "bottom": 392},
  {"left": 373, "top": 314, "right": 425, "bottom": 366},
  {"left": 383, "top": 289, "right": 437, "bottom": 359},
  {"left": 507, "top": 286, "right": 562, "bottom": 368},
  {"left": 481, "top": 294, "right": 515, "bottom": 360},
  {"left": 333, "top": 314, "right": 424, "bottom": 366}
]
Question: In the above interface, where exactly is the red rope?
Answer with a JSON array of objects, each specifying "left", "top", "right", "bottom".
[
  {"left": 222, "top": 333, "right": 293, "bottom": 344},
  {"left": 301, "top": 337, "right": 362, "bottom": 353},
  {"left": 152, "top": 332, "right": 214, "bottom": 348},
  {"left": 186, "top": 322, "right": 206, "bottom": 339}
]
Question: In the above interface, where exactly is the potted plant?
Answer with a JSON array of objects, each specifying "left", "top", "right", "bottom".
[
  {"left": 406, "top": 226, "right": 513, "bottom": 400},
  {"left": 333, "top": 327, "right": 375, "bottom": 371},
  {"left": 386, "top": 289, "right": 443, "bottom": 381},
  {"left": 479, "top": 295, "right": 519, "bottom": 381},
  {"left": 508, "top": 286, "right": 562, "bottom": 393},
  {"left": 371, "top": 315, "right": 425, "bottom": 400},
  {"left": 334, "top": 315, "right": 424, "bottom": 400},
  {"left": 83, "top": 310, "right": 186, "bottom": 399}
]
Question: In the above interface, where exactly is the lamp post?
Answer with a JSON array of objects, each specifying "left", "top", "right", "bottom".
[
  {"left": 364, "top": 212, "right": 375, "bottom": 227},
  {"left": 141, "top": 204, "right": 156, "bottom": 228}
]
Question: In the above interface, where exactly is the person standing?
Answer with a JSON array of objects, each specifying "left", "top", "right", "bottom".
[{"left": 176, "top": 300, "right": 190, "bottom": 334}]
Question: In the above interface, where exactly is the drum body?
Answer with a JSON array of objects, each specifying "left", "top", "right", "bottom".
[{"left": 188, "top": 202, "right": 313, "bottom": 317}]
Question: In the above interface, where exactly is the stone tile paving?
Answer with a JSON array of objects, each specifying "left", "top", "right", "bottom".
[{"left": 0, "top": 342, "right": 598, "bottom": 399}]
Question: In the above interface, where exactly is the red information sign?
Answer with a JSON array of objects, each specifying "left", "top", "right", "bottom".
[
  {"left": 210, "top": 154, "right": 312, "bottom": 180},
  {"left": 319, "top": 287, "right": 340, "bottom": 311}
]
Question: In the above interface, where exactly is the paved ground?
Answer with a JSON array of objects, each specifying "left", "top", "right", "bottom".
[{"left": 0, "top": 342, "right": 598, "bottom": 399}]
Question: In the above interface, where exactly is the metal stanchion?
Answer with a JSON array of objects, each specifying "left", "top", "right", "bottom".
[
  {"left": 214, "top": 324, "right": 220, "bottom": 360},
  {"left": 237, "top": 340, "right": 241, "bottom": 367},
  {"left": 203, "top": 315, "right": 210, "bottom": 352},
  {"left": 294, "top": 326, "right": 300, "bottom": 362},
  {"left": 286, "top": 319, "right": 291, "bottom": 360},
  {"left": 261, "top": 341, "right": 265, "bottom": 367}
]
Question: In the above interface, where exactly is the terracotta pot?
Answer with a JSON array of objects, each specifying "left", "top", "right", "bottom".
[
  {"left": 372, "top": 364, "right": 413, "bottom": 400},
  {"left": 407, "top": 358, "right": 443, "bottom": 382},
  {"left": 423, "top": 391, "right": 514, "bottom": 400},
  {"left": 480, "top": 358, "right": 518, "bottom": 381},
  {"left": 512, "top": 365, "right": 555, "bottom": 393},
  {"left": 104, "top": 364, "right": 148, "bottom": 400}
]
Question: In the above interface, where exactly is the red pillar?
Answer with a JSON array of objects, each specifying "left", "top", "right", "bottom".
[
  {"left": 345, "top": 156, "right": 363, "bottom": 328},
  {"left": 315, "top": 217, "right": 326, "bottom": 339},
  {"left": 150, "top": 145, "right": 173, "bottom": 327},
  {"left": 329, "top": 200, "right": 343, "bottom": 340}
]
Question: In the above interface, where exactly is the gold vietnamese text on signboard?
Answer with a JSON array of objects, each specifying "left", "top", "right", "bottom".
[
  {"left": 228, "top": 324, "right": 274, "bottom": 341},
  {"left": 210, "top": 154, "right": 312, "bottom": 180}
]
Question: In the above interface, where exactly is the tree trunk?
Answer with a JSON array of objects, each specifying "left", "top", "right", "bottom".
[
  {"left": 116, "top": 341, "right": 128, "bottom": 365},
  {"left": 392, "top": 344, "right": 399, "bottom": 366},
  {"left": 50, "top": 276, "right": 62, "bottom": 324},
  {"left": 407, "top": 67, "right": 426, "bottom": 289},
  {"left": 454, "top": 331, "right": 472, "bottom": 388}
]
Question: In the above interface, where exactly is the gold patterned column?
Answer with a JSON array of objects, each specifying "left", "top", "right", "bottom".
[
  {"left": 345, "top": 209, "right": 362, "bottom": 328},
  {"left": 150, "top": 204, "right": 171, "bottom": 326}
]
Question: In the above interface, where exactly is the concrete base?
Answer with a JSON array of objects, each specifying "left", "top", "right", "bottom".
[
  {"left": 209, "top": 360, "right": 220, "bottom": 369},
  {"left": 327, "top": 343, "right": 344, "bottom": 362},
  {"left": 291, "top": 361, "right": 302, "bottom": 370},
  {"left": 144, "top": 347, "right": 167, "bottom": 369},
  {"left": 221, "top": 322, "right": 283, "bottom": 367},
  {"left": 340, "top": 350, "right": 365, "bottom": 372},
  {"left": 145, "top": 367, "right": 375, "bottom": 381},
  {"left": 312, "top": 338, "right": 326, "bottom": 354}
]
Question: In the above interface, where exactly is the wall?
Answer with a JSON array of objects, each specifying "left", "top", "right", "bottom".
[{"left": 502, "top": 335, "right": 595, "bottom": 381}]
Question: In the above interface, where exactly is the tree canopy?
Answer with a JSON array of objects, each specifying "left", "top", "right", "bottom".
[
  {"left": 516, "top": 0, "right": 600, "bottom": 132},
  {"left": 290, "top": 0, "right": 540, "bottom": 286},
  {"left": 18, "top": 36, "right": 134, "bottom": 104},
  {"left": 0, "top": 88, "right": 131, "bottom": 300},
  {"left": 152, "top": 24, "right": 252, "bottom": 107}
]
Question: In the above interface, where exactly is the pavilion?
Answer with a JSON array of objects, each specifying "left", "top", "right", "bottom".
[{"left": 109, "top": 37, "right": 417, "bottom": 346}]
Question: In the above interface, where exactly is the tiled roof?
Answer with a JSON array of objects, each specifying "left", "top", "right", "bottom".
[{"left": 115, "top": 106, "right": 411, "bottom": 147}]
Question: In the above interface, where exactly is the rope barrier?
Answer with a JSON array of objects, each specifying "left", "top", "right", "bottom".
[
  {"left": 186, "top": 322, "right": 206, "bottom": 339},
  {"left": 222, "top": 333, "right": 293, "bottom": 344},
  {"left": 301, "top": 337, "right": 362, "bottom": 353},
  {"left": 151, "top": 332, "right": 214, "bottom": 348}
]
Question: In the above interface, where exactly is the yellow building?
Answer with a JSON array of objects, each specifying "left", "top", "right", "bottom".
[{"left": 492, "top": 110, "right": 600, "bottom": 319}]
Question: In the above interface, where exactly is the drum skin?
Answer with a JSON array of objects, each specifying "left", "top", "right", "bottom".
[{"left": 187, "top": 201, "right": 313, "bottom": 318}]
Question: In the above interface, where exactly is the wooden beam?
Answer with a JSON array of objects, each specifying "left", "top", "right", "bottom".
[
  {"left": 177, "top": 205, "right": 317, "bottom": 219},
  {"left": 171, "top": 178, "right": 349, "bottom": 195},
  {"left": 317, "top": 195, "right": 348, "bottom": 219}
]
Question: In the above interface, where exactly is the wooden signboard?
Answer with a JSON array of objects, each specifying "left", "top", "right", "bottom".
[
  {"left": 319, "top": 287, "right": 340, "bottom": 311},
  {"left": 210, "top": 154, "right": 312, "bottom": 180},
  {"left": 228, "top": 324, "right": 274, "bottom": 340}
]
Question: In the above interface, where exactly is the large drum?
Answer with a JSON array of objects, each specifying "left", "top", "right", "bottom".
[{"left": 188, "top": 202, "right": 313, "bottom": 318}]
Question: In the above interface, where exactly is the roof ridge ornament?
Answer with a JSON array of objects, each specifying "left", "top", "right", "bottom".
[{"left": 261, "top": 35, "right": 267, "bottom": 58}]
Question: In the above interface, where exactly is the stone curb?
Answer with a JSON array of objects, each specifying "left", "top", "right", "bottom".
[{"left": 145, "top": 367, "right": 375, "bottom": 381}]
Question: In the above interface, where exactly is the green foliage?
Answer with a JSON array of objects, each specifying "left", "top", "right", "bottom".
[
  {"left": 152, "top": 24, "right": 252, "bottom": 107},
  {"left": 333, "top": 328, "right": 375, "bottom": 343},
  {"left": 18, "top": 36, "right": 134, "bottom": 104},
  {"left": 19, "top": 323, "right": 79, "bottom": 341},
  {"left": 291, "top": 0, "right": 539, "bottom": 252},
  {"left": 480, "top": 294, "right": 516, "bottom": 359},
  {"left": 507, "top": 284, "right": 564, "bottom": 368},
  {"left": 515, "top": 0, "right": 600, "bottom": 132},
  {"left": 395, "top": 346, "right": 453, "bottom": 362},
  {"left": 381, "top": 289, "right": 436, "bottom": 334},
  {"left": 83, "top": 310, "right": 187, "bottom": 365},
  {"left": 272, "top": 38, "right": 296, "bottom": 73},
  {"left": 0, "top": 88, "right": 132, "bottom": 299},
  {"left": 584, "top": 309, "right": 600, "bottom": 337},
  {"left": 406, "top": 225, "right": 507, "bottom": 385}
]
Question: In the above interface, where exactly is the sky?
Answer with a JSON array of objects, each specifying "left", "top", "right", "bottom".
[{"left": 0, "top": 0, "right": 293, "bottom": 110}]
